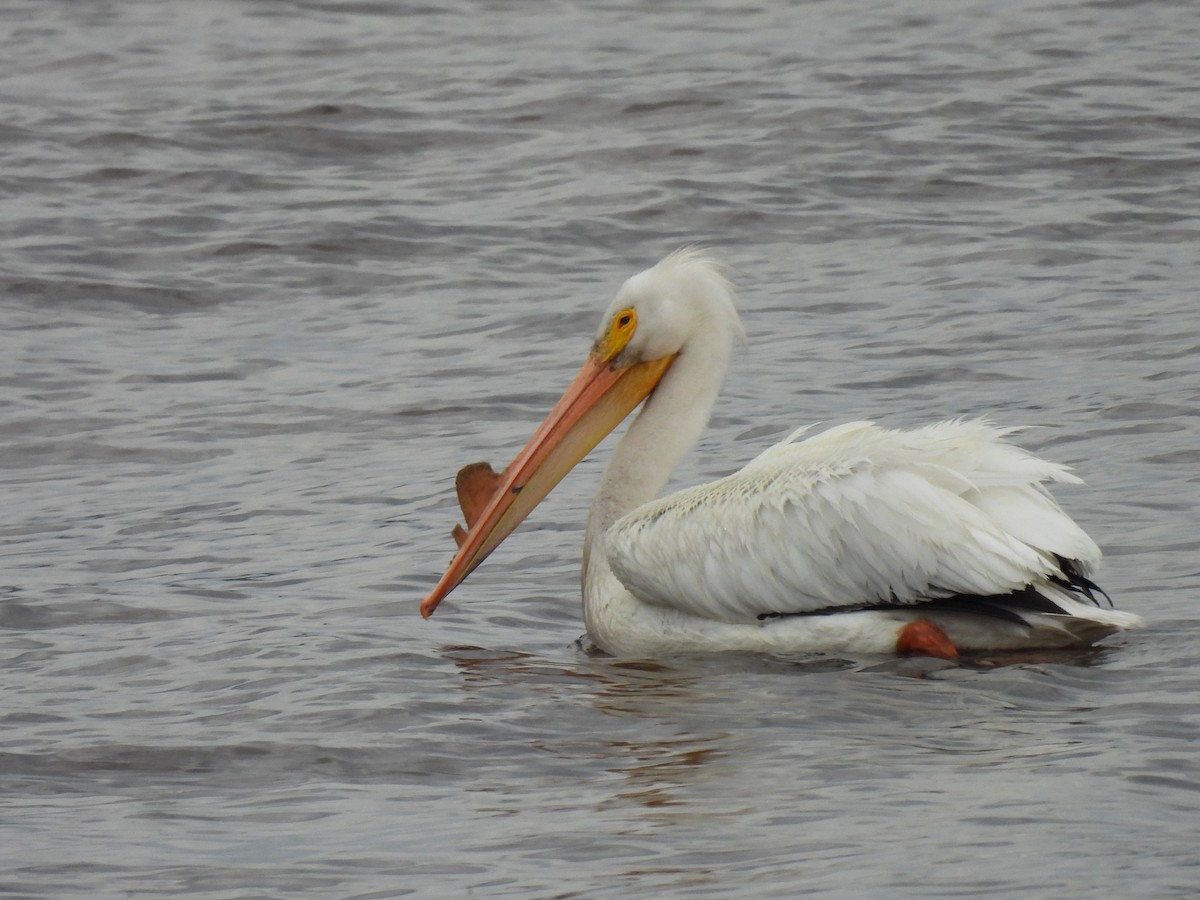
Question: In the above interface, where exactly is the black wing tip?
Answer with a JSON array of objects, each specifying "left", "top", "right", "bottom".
[
  {"left": 1051, "top": 555, "right": 1113, "bottom": 608},
  {"left": 757, "top": 557, "right": 1114, "bottom": 624}
]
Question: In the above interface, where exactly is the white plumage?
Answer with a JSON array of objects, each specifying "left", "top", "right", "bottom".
[
  {"left": 609, "top": 420, "right": 1094, "bottom": 621},
  {"left": 421, "top": 249, "right": 1142, "bottom": 658}
]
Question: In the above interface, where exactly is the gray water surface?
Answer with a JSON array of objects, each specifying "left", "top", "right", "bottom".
[{"left": 3, "top": 1, "right": 1199, "bottom": 897}]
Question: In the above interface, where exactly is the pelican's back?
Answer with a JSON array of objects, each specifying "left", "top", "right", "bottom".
[{"left": 606, "top": 420, "right": 1111, "bottom": 626}]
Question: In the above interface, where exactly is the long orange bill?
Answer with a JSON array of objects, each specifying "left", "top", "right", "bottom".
[{"left": 419, "top": 350, "right": 675, "bottom": 618}]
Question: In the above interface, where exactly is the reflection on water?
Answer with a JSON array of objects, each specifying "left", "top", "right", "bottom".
[
  {"left": 443, "top": 646, "right": 736, "bottom": 811},
  {"left": 597, "top": 737, "right": 726, "bottom": 812},
  {"left": 435, "top": 636, "right": 1164, "bottom": 843}
]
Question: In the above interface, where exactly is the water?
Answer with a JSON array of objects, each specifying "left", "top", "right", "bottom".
[{"left": 2, "top": 0, "right": 1199, "bottom": 896}]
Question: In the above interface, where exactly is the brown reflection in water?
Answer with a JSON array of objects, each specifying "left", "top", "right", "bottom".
[
  {"left": 439, "top": 645, "right": 737, "bottom": 811},
  {"left": 437, "top": 643, "right": 607, "bottom": 689},
  {"left": 595, "top": 737, "right": 727, "bottom": 811},
  {"left": 966, "top": 646, "right": 1108, "bottom": 668},
  {"left": 435, "top": 640, "right": 1111, "bottom": 817}
]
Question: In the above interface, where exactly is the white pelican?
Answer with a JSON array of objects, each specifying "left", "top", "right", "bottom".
[{"left": 419, "top": 249, "right": 1141, "bottom": 658}]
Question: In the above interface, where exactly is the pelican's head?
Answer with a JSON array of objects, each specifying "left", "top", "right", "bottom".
[
  {"left": 419, "top": 249, "right": 739, "bottom": 619},
  {"left": 597, "top": 248, "right": 742, "bottom": 367}
]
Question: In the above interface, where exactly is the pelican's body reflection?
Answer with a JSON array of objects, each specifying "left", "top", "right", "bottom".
[{"left": 439, "top": 643, "right": 847, "bottom": 813}]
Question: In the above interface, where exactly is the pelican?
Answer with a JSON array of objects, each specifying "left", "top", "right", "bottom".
[{"left": 419, "top": 249, "right": 1141, "bottom": 658}]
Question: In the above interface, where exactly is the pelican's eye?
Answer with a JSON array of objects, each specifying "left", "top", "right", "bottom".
[
  {"left": 597, "top": 307, "right": 638, "bottom": 362},
  {"left": 613, "top": 308, "right": 636, "bottom": 338}
]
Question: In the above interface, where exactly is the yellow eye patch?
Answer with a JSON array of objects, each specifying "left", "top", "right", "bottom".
[{"left": 595, "top": 307, "right": 637, "bottom": 362}]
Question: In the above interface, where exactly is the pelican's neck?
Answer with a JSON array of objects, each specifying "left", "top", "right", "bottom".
[{"left": 585, "top": 335, "right": 730, "bottom": 554}]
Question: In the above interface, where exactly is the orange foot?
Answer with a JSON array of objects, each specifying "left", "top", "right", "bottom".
[{"left": 896, "top": 619, "right": 959, "bottom": 660}]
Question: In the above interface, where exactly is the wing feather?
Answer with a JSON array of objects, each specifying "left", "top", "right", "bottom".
[{"left": 605, "top": 420, "right": 1098, "bottom": 623}]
